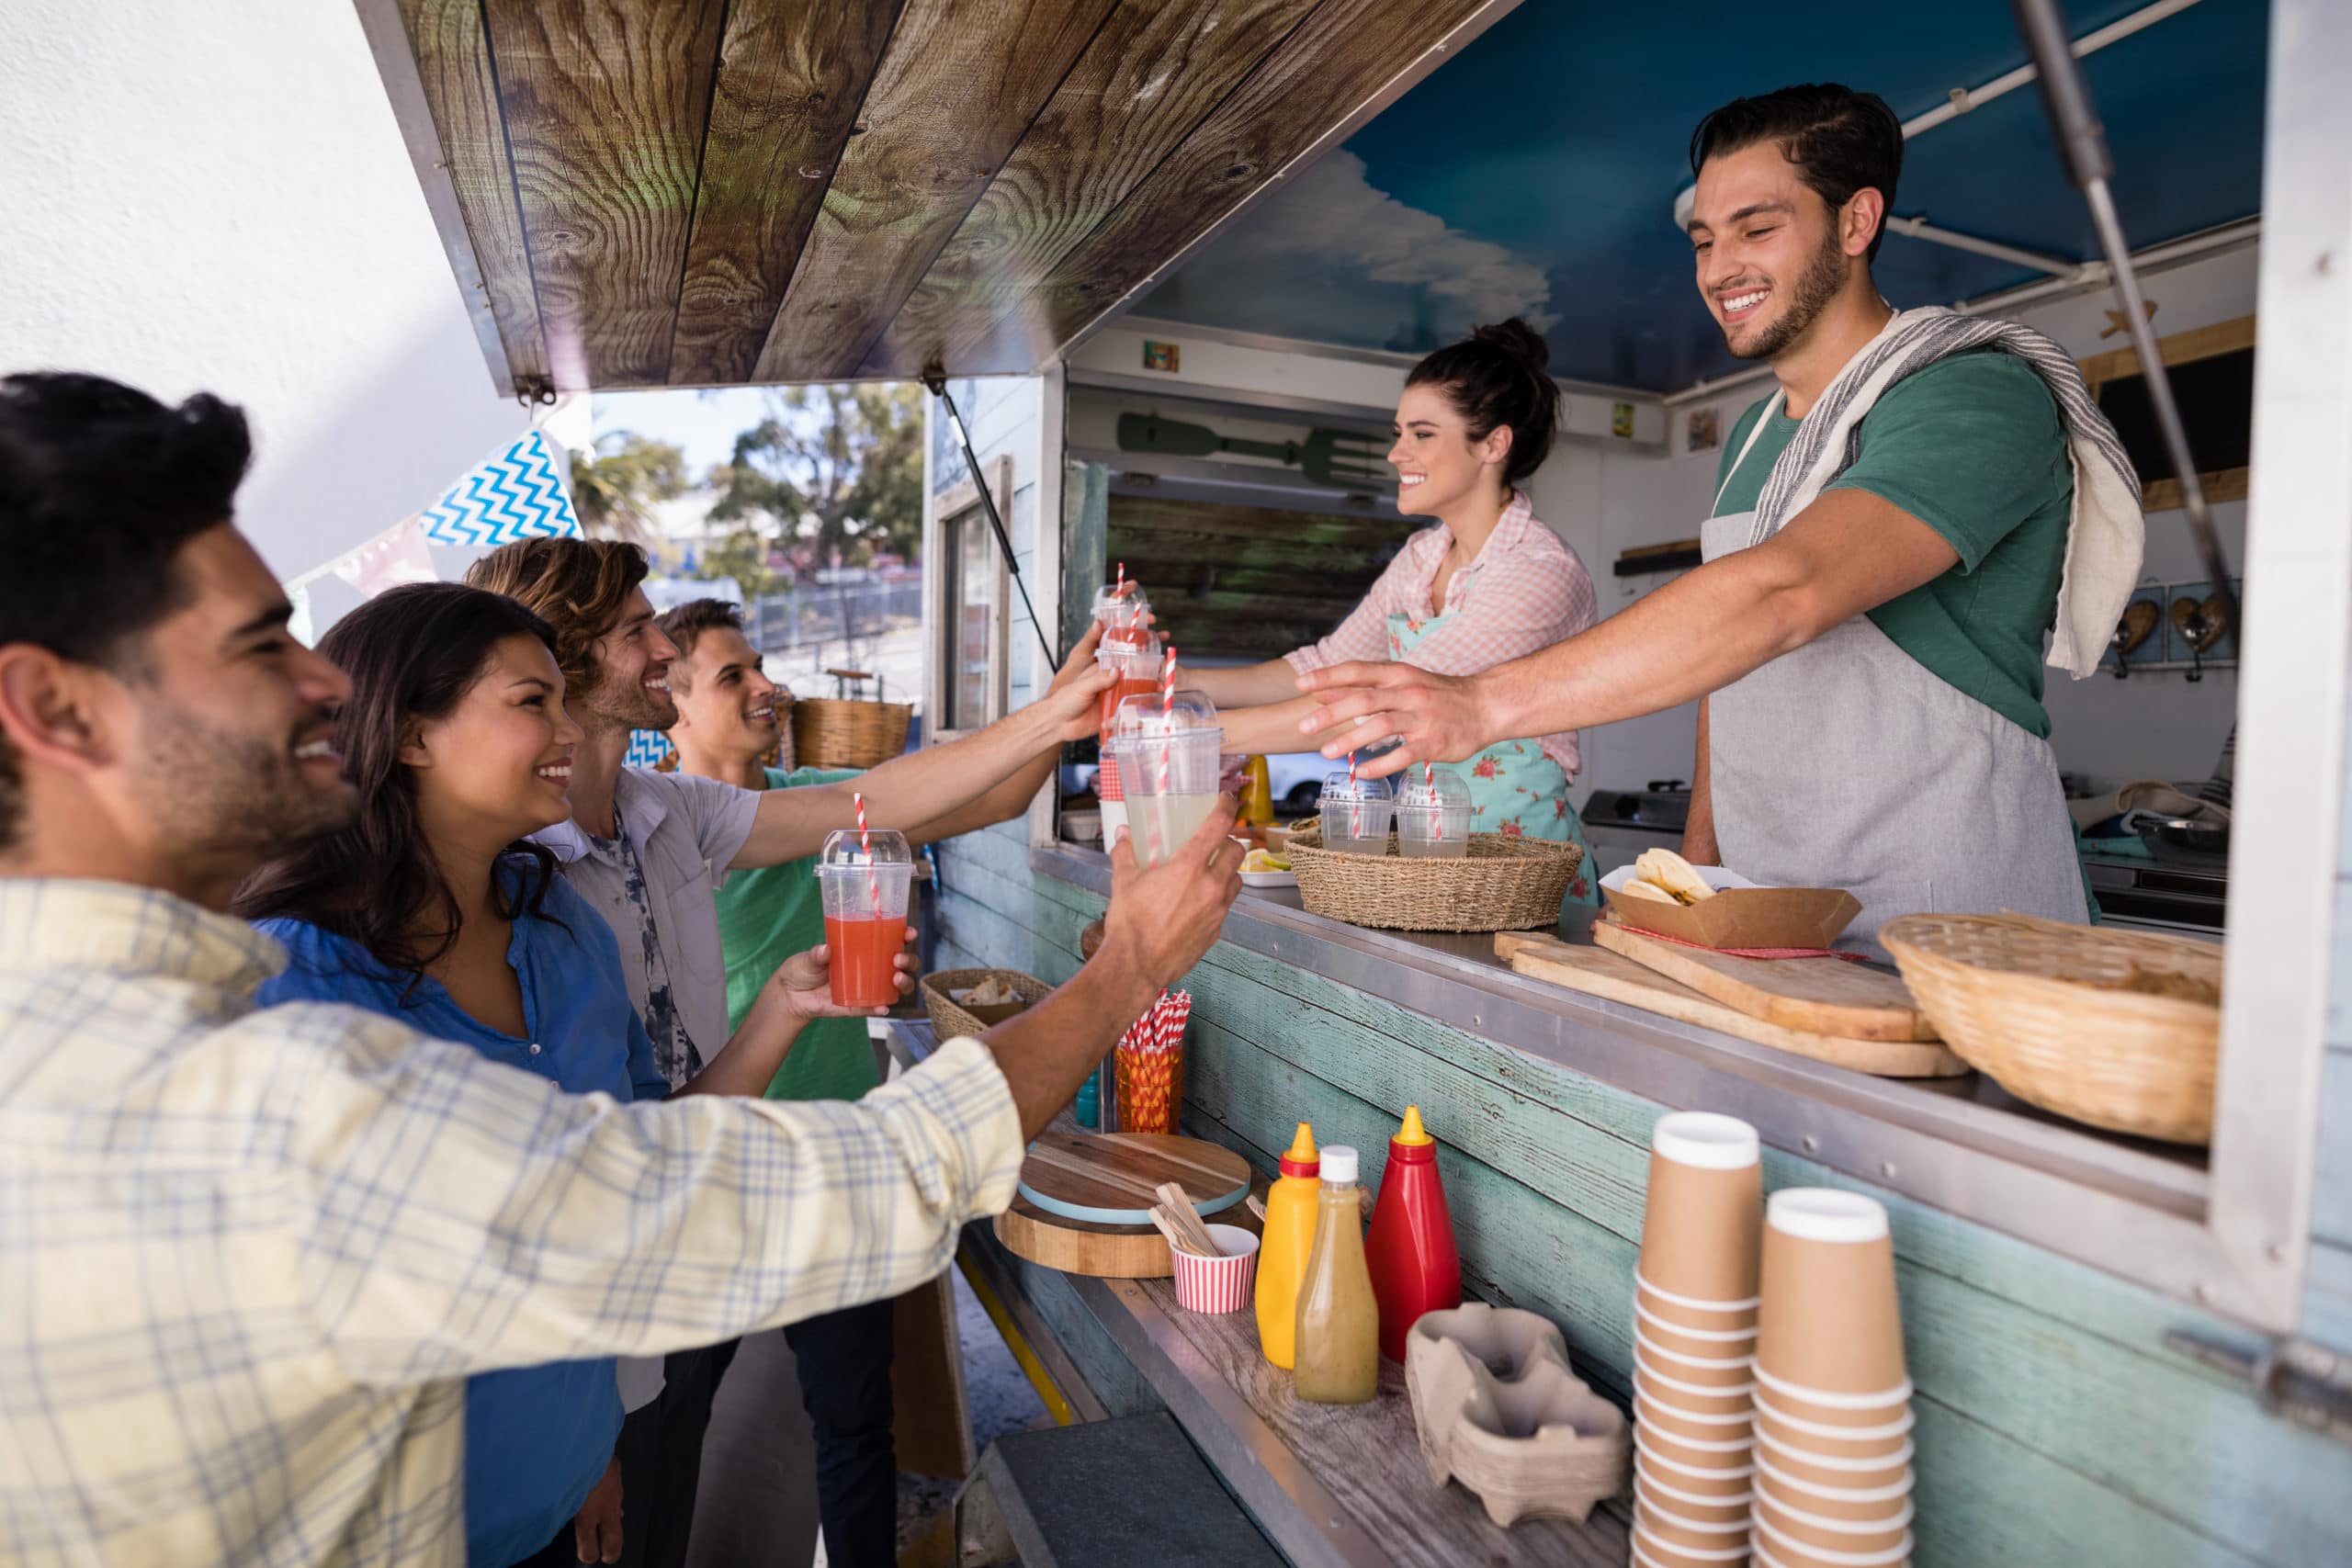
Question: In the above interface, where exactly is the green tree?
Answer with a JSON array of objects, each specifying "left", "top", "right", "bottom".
[
  {"left": 707, "top": 384, "right": 924, "bottom": 574},
  {"left": 569, "top": 430, "right": 686, "bottom": 547}
]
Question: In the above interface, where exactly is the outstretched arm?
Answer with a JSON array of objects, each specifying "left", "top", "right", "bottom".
[
  {"left": 907, "top": 624, "right": 1104, "bottom": 847},
  {"left": 1295, "top": 490, "right": 1959, "bottom": 778},
  {"left": 733, "top": 661, "right": 1113, "bottom": 866}
]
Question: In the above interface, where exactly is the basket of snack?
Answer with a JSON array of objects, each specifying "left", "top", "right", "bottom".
[
  {"left": 1879, "top": 912, "right": 2222, "bottom": 1145},
  {"left": 1283, "top": 816, "right": 1583, "bottom": 932},
  {"left": 921, "top": 968, "right": 1052, "bottom": 1040}
]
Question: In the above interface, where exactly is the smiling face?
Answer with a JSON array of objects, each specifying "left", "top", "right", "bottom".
[
  {"left": 104, "top": 525, "right": 359, "bottom": 872},
  {"left": 671, "top": 625, "right": 787, "bottom": 763},
  {"left": 1688, "top": 139, "right": 1871, "bottom": 362},
  {"left": 1387, "top": 383, "right": 1510, "bottom": 518},
  {"left": 401, "top": 634, "right": 583, "bottom": 842},
  {"left": 581, "top": 588, "right": 680, "bottom": 730}
]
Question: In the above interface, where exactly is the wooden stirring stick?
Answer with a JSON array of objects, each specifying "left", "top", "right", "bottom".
[
  {"left": 1154, "top": 1181, "right": 1222, "bottom": 1257},
  {"left": 1148, "top": 1207, "right": 1214, "bottom": 1258}
]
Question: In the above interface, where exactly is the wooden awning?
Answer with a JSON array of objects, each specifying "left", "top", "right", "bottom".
[{"left": 358, "top": 0, "right": 1519, "bottom": 396}]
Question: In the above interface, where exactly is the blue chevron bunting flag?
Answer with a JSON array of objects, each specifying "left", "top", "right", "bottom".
[
  {"left": 625, "top": 730, "right": 675, "bottom": 770},
  {"left": 418, "top": 431, "right": 581, "bottom": 548}
]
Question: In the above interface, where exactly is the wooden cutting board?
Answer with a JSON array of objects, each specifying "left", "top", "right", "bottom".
[
  {"left": 1589, "top": 920, "right": 1939, "bottom": 1042},
  {"left": 1495, "top": 932, "right": 1968, "bottom": 1078},
  {"left": 997, "top": 1152, "right": 1265, "bottom": 1279},
  {"left": 1015, "top": 1132, "right": 1252, "bottom": 1225}
]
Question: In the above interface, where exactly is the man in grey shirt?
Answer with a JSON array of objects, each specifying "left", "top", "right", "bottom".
[{"left": 468, "top": 537, "right": 1109, "bottom": 1566}]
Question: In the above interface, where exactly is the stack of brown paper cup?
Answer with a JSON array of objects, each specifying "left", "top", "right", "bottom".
[
  {"left": 1632, "top": 1113, "right": 1762, "bottom": 1568},
  {"left": 1748, "top": 1189, "right": 1915, "bottom": 1568}
]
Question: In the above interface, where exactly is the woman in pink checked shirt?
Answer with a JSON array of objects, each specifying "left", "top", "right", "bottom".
[{"left": 1182, "top": 320, "right": 1600, "bottom": 903}]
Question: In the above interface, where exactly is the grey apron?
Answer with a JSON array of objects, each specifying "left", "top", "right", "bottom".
[{"left": 1702, "top": 395, "right": 2087, "bottom": 958}]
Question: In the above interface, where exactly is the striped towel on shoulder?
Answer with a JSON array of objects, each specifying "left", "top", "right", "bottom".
[{"left": 1745, "top": 305, "right": 2145, "bottom": 680}]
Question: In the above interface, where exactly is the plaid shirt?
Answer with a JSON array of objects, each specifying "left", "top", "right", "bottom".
[
  {"left": 1285, "top": 491, "right": 1597, "bottom": 778},
  {"left": 0, "top": 877, "right": 1021, "bottom": 1567}
]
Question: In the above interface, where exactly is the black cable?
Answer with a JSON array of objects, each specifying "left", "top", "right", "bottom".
[
  {"left": 922, "top": 372, "right": 1059, "bottom": 668},
  {"left": 2010, "top": 0, "right": 2239, "bottom": 633}
]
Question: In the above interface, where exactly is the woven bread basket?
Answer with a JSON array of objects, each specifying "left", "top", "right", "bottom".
[
  {"left": 921, "top": 968, "right": 1054, "bottom": 1041},
  {"left": 1284, "top": 816, "right": 1584, "bottom": 933},
  {"left": 1879, "top": 912, "right": 2221, "bottom": 1145},
  {"left": 790, "top": 697, "right": 912, "bottom": 769}
]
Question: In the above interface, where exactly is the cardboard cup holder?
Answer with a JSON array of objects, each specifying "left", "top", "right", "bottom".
[{"left": 1404, "top": 1302, "right": 1628, "bottom": 1528}]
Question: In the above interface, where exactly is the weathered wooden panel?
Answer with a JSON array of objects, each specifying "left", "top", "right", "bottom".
[
  {"left": 983, "top": 1229, "right": 1164, "bottom": 1416},
  {"left": 1001, "top": 0, "right": 1501, "bottom": 366},
  {"left": 861, "top": 0, "right": 1315, "bottom": 378},
  {"left": 1023, "top": 885, "right": 2352, "bottom": 1564},
  {"left": 752, "top": 0, "right": 1117, "bottom": 382},
  {"left": 391, "top": 0, "right": 548, "bottom": 386},
  {"left": 2305, "top": 1237, "right": 2352, "bottom": 1352},
  {"left": 668, "top": 0, "right": 906, "bottom": 385},
  {"left": 481, "top": 0, "right": 726, "bottom": 386}
]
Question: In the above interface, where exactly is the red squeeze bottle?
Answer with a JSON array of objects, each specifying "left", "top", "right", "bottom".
[{"left": 1363, "top": 1105, "right": 1461, "bottom": 1361}]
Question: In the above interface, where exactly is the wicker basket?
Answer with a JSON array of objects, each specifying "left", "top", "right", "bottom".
[
  {"left": 921, "top": 968, "right": 1054, "bottom": 1041},
  {"left": 1879, "top": 913, "right": 2221, "bottom": 1145},
  {"left": 791, "top": 697, "right": 912, "bottom": 769},
  {"left": 1283, "top": 816, "right": 1584, "bottom": 933}
]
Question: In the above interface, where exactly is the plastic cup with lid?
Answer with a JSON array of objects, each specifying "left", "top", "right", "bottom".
[
  {"left": 1318, "top": 771, "right": 1394, "bottom": 856},
  {"left": 1106, "top": 690, "right": 1225, "bottom": 866},
  {"left": 816, "top": 829, "right": 913, "bottom": 1008},
  {"left": 1394, "top": 766, "right": 1473, "bottom": 858}
]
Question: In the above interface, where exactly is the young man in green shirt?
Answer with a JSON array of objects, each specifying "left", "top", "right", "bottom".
[
  {"left": 1295, "top": 85, "right": 2141, "bottom": 954},
  {"left": 658, "top": 598, "right": 1088, "bottom": 1565}
]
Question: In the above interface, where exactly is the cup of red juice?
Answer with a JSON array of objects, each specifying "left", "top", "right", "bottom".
[{"left": 816, "top": 829, "right": 914, "bottom": 1009}]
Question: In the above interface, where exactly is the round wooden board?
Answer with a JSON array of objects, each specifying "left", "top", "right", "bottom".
[
  {"left": 995, "top": 1179, "right": 1267, "bottom": 1280},
  {"left": 1014, "top": 1132, "right": 1252, "bottom": 1225}
]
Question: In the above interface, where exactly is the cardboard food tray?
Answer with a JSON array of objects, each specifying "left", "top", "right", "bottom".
[{"left": 1600, "top": 864, "right": 1860, "bottom": 951}]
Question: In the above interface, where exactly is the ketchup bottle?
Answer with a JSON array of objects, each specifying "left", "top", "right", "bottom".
[{"left": 1363, "top": 1105, "right": 1462, "bottom": 1361}]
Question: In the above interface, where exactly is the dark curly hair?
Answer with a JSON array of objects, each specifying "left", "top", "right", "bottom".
[
  {"left": 233, "top": 582, "right": 567, "bottom": 996},
  {"left": 1404, "top": 319, "right": 1560, "bottom": 489},
  {"left": 1690, "top": 84, "right": 1904, "bottom": 261},
  {"left": 0, "top": 372, "right": 253, "bottom": 849}
]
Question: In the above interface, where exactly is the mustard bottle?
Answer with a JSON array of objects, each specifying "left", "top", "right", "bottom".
[
  {"left": 1254, "top": 1122, "right": 1322, "bottom": 1369},
  {"left": 1293, "top": 1145, "right": 1379, "bottom": 1404}
]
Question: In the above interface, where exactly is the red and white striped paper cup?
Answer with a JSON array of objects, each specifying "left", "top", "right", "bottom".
[{"left": 1170, "top": 1224, "right": 1259, "bottom": 1314}]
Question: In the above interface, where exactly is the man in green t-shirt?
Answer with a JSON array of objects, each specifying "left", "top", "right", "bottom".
[
  {"left": 1295, "top": 85, "right": 2138, "bottom": 953},
  {"left": 657, "top": 598, "right": 1075, "bottom": 1566}
]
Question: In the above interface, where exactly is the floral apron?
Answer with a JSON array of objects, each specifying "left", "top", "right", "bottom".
[{"left": 1387, "top": 596, "right": 1598, "bottom": 907}]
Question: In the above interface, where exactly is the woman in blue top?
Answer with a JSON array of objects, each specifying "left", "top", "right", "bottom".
[{"left": 236, "top": 583, "right": 906, "bottom": 1567}]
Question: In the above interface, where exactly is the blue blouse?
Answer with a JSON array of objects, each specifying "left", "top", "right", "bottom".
[{"left": 253, "top": 862, "right": 666, "bottom": 1568}]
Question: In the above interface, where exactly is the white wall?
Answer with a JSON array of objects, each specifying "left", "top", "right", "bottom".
[{"left": 1, "top": 0, "right": 523, "bottom": 580}]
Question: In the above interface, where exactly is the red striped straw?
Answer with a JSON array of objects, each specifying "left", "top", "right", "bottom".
[
  {"left": 1156, "top": 647, "right": 1177, "bottom": 846},
  {"left": 1347, "top": 751, "right": 1362, "bottom": 840},
  {"left": 854, "top": 791, "right": 877, "bottom": 913},
  {"left": 1425, "top": 761, "right": 1441, "bottom": 841}
]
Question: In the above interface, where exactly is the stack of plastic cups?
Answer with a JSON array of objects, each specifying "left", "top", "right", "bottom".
[
  {"left": 1108, "top": 691, "right": 1224, "bottom": 867},
  {"left": 1317, "top": 771, "right": 1395, "bottom": 855},
  {"left": 1632, "top": 1112, "right": 1763, "bottom": 1568},
  {"left": 1394, "top": 766, "right": 1472, "bottom": 859},
  {"left": 1748, "top": 1191, "right": 1914, "bottom": 1568}
]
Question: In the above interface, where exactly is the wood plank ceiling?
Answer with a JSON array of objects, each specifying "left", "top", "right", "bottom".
[{"left": 367, "top": 0, "right": 1520, "bottom": 394}]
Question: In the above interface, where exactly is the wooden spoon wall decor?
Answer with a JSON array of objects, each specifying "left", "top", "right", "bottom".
[
  {"left": 2170, "top": 593, "right": 2231, "bottom": 682},
  {"left": 2111, "top": 600, "right": 2159, "bottom": 680}
]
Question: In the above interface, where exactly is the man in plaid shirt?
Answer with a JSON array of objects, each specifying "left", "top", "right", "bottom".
[{"left": 0, "top": 373, "right": 1243, "bottom": 1566}]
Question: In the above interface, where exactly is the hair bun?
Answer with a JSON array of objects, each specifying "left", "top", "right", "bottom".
[{"left": 1472, "top": 318, "right": 1551, "bottom": 375}]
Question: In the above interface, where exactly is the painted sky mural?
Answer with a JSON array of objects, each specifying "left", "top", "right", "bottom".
[{"left": 1136, "top": 0, "right": 2267, "bottom": 391}]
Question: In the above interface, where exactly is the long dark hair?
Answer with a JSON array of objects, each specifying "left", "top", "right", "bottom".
[
  {"left": 1405, "top": 320, "right": 1560, "bottom": 489},
  {"left": 235, "top": 581, "right": 566, "bottom": 990}
]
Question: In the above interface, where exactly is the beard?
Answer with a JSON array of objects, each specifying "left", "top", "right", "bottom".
[
  {"left": 130, "top": 699, "right": 356, "bottom": 868},
  {"left": 584, "top": 669, "right": 679, "bottom": 732},
  {"left": 1725, "top": 226, "right": 1849, "bottom": 361}
]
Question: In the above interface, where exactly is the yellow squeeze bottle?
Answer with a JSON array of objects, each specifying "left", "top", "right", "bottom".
[{"left": 1254, "top": 1122, "right": 1322, "bottom": 1369}]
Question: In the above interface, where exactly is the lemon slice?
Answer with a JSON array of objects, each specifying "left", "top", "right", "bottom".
[{"left": 1241, "top": 850, "right": 1291, "bottom": 873}]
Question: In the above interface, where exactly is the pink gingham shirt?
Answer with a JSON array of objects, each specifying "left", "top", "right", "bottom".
[{"left": 1285, "top": 491, "right": 1596, "bottom": 779}]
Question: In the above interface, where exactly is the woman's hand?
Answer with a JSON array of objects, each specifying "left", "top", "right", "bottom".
[{"left": 766, "top": 933, "right": 919, "bottom": 1021}]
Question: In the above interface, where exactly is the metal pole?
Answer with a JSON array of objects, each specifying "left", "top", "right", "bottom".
[
  {"left": 922, "top": 371, "right": 1059, "bottom": 667},
  {"left": 2010, "top": 0, "right": 2239, "bottom": 633}
]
